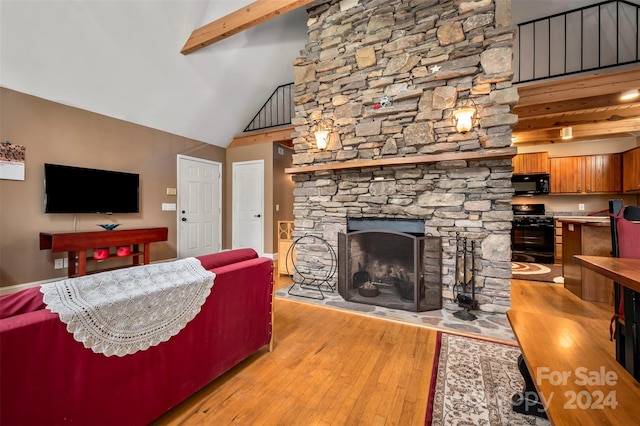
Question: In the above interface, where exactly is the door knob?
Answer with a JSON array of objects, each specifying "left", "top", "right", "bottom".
[
  {"left": 181, "top": 218, "right": 187, "bottom": 222},
  {"left": 254, "top": 214, "right": 261, "bottom": 218}
]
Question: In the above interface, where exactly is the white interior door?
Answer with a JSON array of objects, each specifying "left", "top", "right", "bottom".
[
  {"left": 232, "top": 160, "right": 264, "bottom": 256},
  {"left": 177, "top": 155, "right": 221, "bottom": 258}
]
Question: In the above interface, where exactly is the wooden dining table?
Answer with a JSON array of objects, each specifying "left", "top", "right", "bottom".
[
  {"left": 573, "top": 254, "right": 640, "bottom": 382},
  {"left": 573, "top": 255, "right": 640, "bottom": 293}
]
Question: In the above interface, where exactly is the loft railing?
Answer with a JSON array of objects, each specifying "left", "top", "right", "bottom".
[
  {"left": 514, "top": 0, "right": 640, "bottom": 84},
  {"left": 244, "top": 83, "right": 294, "bottom": 132}
]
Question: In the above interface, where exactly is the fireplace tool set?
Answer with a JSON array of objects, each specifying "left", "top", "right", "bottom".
[{"left": 453, "top": 232, "right": 479, "bottom": 321}]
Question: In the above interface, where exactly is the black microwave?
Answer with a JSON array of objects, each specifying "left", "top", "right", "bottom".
[{"left": 512, "top": 173, "right": 550, "bottom": 195}]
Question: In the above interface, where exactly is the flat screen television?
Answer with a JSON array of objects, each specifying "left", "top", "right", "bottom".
[{"left": 44, "top": 163, "right": 140, "bottom": 214}]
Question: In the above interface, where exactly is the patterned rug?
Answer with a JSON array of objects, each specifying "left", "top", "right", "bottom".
[
  {"left": 511, "top": 262, "right": 564, "bottom": 284},
  {"left": 425, "top": 332, "right": 550, "bottom": 426}
]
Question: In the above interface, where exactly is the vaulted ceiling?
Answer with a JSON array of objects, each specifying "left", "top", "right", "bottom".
[{"left": 1, "top": 0, "right": 638, "bottom": 148}]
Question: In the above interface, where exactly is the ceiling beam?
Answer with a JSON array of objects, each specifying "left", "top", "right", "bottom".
[
  {"left": 181, "top": 0, "right": 317, "bottom": 55},
  {"left": 513, "top": 118, "right": 640, "bottom": 143},
  {"left": 517, "top": 68, "right": 640, "bottom": 107},
  {"left": 229, "top": 125, "right": 295, "bottom": 148},
  {"left": 514, "top": 103, "right": 640, "bottom": 131}
]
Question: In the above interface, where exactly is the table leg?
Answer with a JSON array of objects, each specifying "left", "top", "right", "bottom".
[
  {"left": 511, "top": 354, "right": 548, "bottom": 419},
  {"left": 77, "top": 250, "right": 87, "bottom": 276},
  {"left": 67, "top": 251, "right": 76, "bottom": 278},
  {"left": 132, "top": 244, "right": 140, "bottom": 265},
  {"left": 143, "top": 243, "right": 150, "bottom": 264}
]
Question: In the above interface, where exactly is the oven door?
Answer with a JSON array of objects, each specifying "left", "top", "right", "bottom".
[{"left": 512, "top": 225, "right": 554, "bottom": 263}]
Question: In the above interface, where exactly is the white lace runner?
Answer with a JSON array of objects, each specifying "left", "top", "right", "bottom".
[{"left": 40, "top": 257, "right": 215, "bottom": 357}]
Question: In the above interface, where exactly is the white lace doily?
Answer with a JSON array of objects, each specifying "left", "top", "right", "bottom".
[{"left": 40, "top": 257, "right": 215, "bottom": 357}]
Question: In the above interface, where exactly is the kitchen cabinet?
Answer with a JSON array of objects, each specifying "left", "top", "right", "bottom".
[
  {"left": 550, "top": 154, "right": 621, "bottom": 194},
  {"left": 513, "top": 152, "right": 549, "bottom": 174},
  {"left": 584, "top": 153, "right": 622, "bottom": 193},
  {"left": 554, "top": 219, "right": 562, "bottom": 265},
  {"left": 550, "top": 156, "right": 583, "bottom": 193},
  {"left": 560, "top": 219, "right": 613, "bottom": 304},
  {"left": 623, "top": 147, "right": 640, "bottom": 193}
]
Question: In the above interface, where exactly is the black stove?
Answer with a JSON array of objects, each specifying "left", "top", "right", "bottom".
[{"left": 512, "top": 204, "right": 554, "bottom": 263}]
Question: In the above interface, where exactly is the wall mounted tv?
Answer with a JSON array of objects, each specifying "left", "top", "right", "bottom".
[{"left": 44, "top": 163, "right": 140, "bottom": 214}]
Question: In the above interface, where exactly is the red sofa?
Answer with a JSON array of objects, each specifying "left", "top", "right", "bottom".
[{"left": 0, "top": 249, "right": 273, "bottom": 425}]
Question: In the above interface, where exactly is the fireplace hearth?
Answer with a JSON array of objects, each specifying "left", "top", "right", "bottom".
[{"left": 337, "top": 219, "right": 442, "bottom": 312}]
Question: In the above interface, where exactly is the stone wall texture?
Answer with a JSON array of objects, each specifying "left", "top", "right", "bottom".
[{"left": 291, "top": 0, "right": 517, "bottom": 313}]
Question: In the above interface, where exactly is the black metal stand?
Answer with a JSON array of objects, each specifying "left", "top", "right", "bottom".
[
  {"left": 286, "top": 234, "right": 337, "bottom": 300},
  {"left": 511, "top": 354, "right": 548, "bottom": 419}
]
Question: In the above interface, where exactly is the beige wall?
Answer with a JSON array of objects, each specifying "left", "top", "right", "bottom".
[
  {"left": 273, "top": 143, "right": 295, "bottom": 238},
  {"left": 0, "top": 88, "right": 225, "bottom": 287}
]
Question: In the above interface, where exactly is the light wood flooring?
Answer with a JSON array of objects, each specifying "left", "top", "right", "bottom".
[{"left": 152, "top": 275, "right": 613, "bottom": 425}]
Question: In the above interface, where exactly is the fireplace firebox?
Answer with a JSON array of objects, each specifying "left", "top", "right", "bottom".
[{"left": 337, "top": 219, "right": 442, "bottom": 312}]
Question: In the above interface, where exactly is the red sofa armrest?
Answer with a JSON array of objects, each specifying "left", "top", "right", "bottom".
[
  {"left": 196, "top": 248, "right": 258, "bottom": 270},
  {"left": 0, "top": 286, "right": 46, "bottom": 319}
]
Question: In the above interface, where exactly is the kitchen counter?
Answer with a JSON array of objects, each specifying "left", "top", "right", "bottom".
[
  {"left": 561, "top": 220, "right": 614, "bottom": 304},
  {"left": 555, "top": 216, "right": 610, "bottom": 225}
]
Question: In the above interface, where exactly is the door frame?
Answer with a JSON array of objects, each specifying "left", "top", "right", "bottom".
[{"left": 176, "top": 154, "right": 222, "bottom": 258}]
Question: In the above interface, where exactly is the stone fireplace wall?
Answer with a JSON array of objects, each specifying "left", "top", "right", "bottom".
[{"left": 290, "top": 0, "right": 517, "bottom": 313}]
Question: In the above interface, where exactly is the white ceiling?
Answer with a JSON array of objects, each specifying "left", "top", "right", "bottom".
[
  {"left": 0, "top": 0, "right": 624, "bottom": 148},
  {"left": 0, "top": 0, "right": 308, "bottom": 147}
]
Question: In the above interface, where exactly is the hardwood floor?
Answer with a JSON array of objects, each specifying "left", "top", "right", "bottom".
[{"left": 152, "top": 275, "right": 614, "bottom": 425}]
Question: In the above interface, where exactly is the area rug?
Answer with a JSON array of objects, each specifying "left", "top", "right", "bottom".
[
  {"left": 425, "top": 332, "right": 550, "bottom": 426},
  {"left": 511, "top": 262, "right": 564, "bottom": 284}
]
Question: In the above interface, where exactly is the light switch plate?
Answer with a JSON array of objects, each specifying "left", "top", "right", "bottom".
[
  {"left": 166, "top": 188, "right": 177, "bottom": 196},
  {"left": 162, "top": 203, "right": 177, "bottom": 211}
]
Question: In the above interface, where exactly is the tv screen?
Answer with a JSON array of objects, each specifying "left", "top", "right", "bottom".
[{"left": 44, "top": 163, "right": 140, "bottom": 214}]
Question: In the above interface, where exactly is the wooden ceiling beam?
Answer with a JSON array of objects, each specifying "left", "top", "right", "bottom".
[
  {"left": 228, "top": 125, "right": 295, "bottom": 148},
  {"left": 517, "top": 68, "right": 640, "bottom": 107},
  {"left": 512, "top": 118, "right": 640, "bottom": 143},
  {"left": 514, "top": 93, "right": 640, "bottom": 120},
  {"left": 514, "top": 104, "right": 640, "bottom": 131},
  {"left": 181, "top": 0, "right": 317, "bottom": 55}
]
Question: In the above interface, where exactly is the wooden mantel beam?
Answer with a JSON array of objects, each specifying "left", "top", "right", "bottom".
[{"left": 181, "top": 0, "right": 317, "bottom": 55}]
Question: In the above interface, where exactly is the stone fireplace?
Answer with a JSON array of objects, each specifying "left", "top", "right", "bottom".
[{"left": 288, "top": 0, "right": 516, "bottom": 313}]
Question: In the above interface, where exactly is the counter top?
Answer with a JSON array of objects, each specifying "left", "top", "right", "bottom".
[{"left": 555, "top": 216, "right": 610, "bottom": 225}]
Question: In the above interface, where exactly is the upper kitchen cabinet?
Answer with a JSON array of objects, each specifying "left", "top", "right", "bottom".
[
  {"left": 550, "top": 154, "right": 622, "bottom": 194},
  {"left": 513, "top": 152, "right": 549, "bottom": 175},
  {"left": 623, "top": 147, "right": 640, "bottom": 193},
  {"left": 584, "top": 154, "right": 622, "bottom": 193},
  {"left": 550, "top": 156, "right": 583, "bottom": 193}
]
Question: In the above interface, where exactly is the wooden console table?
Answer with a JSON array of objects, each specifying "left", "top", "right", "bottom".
[{"left": 40, "top": 227, "right": 168, "bottom": 277}]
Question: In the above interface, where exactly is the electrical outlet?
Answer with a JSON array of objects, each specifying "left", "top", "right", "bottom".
[
  {"left": 54, "top": 258, "right": 64, "bottom": 269},
  {"left": 578, "top": 203, "right": 585, "bottom": 211}
]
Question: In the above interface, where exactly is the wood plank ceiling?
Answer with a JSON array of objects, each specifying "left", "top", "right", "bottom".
[{"left": 514, "top": 68, "right": 640, "bottom": 145}]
